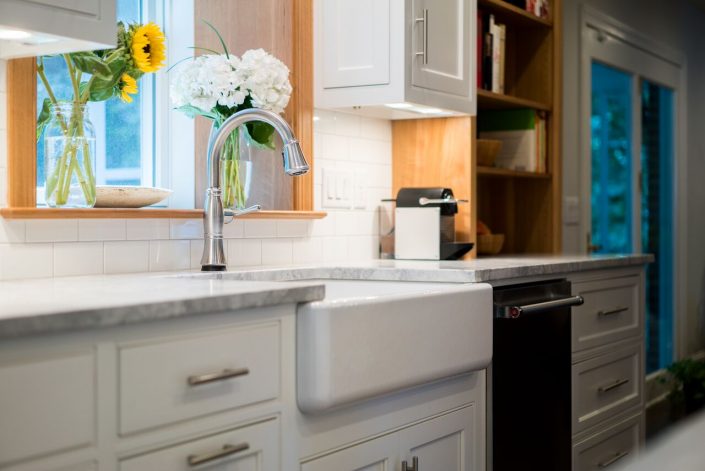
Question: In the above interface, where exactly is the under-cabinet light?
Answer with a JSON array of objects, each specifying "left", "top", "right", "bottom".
[
  {"left": 384, "top": 103, "right": 414, "bottom": 109},
  {"left": 0, "top": 28, "right": 31, "bottom": 40}
]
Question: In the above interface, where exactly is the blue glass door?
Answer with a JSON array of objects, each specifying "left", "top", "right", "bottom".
[{"left": 590, "top": 59, "right": 676, "bottom": 373}]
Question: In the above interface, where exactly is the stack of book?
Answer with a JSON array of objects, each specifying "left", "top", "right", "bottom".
[
  {"left": 505, "top": 0, "right": 550, "bottom": 19},
  {"left": 478, "top": 109, "right": 548, "bottom": 173},
  {"left": 477, "top": 12, "right": 506, "bottom": 94}
]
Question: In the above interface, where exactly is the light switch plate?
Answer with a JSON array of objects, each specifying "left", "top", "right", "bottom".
[
  {"left": 564, "top": 196, "right": 580, "bottom": 225},
  {"left": 322, "top": 167, "right": 353, "bottom": 209},
  {"left": 352, "top": 169, "right": 368, "bottom": 209}
]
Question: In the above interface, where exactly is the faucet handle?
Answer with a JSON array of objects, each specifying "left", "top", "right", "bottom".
[{"left": 224, "top": 204, "right": 262, "bottom": 223}]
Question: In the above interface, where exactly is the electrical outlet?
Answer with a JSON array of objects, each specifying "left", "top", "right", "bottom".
[{"left": 322, "top": 167, "right": 353, "bottom": 209}]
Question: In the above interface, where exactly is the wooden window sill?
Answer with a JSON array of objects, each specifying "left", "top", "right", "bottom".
[{"left": 0, "top": 208, "right": 327, "bottom": 219}]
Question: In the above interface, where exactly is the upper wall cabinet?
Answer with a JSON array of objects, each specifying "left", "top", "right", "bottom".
[
  {"left": 315, "top": 0, "right": 476, "bottom": 119},
  {"left": 0, "top": 0, "right": 116, "bottom": 59}
]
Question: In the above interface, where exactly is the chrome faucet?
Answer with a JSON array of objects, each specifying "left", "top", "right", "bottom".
[{"left": 201, "top": 108, "right": 310, "bottom": 271}]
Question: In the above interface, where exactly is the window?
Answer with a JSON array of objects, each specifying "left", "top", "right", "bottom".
[{"left": 36, "top": 0, "right": 195, "bottom": 208}]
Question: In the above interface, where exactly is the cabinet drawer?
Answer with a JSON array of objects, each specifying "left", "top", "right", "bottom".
[
  {"left": 573, "top": 414, "right": 642, "bottom": 471},
  {"left": 120, "top": 418, "right": 279, "bottom": 471},
  {"left": 0, "top": 352, "right": 96, "bottom": 466},
  {"left": 572, "top": 343, "right": 642, "bottom": 434},
  {"left": 572, "top": 276, "right": 640, "bottom": 352},
  {"left": 119, "top": 322, "right": 280, "bottom": 434}
]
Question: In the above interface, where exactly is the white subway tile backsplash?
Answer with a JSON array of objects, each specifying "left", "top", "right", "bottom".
[
  {"left": 332, "top": 112, "right": 361, "bottom": 137},
  {"left": 169, "top": 218, "right": 203, "bottom": 239},
  {"left": 243, "top": 219, "right": 277, "bottom": 238},
  {"left": 319, "top": 134, "right": 350, "bottom": 161},
  {"left": 0, "top": 131, "right": 6, "bottom": 168},
  {"left": 79, "top": 219, "right": 126, "bottom": 241},
  {"left": 228, "top": 239, "right": 262, "bottom": 267},
  {"left": 0, "top": 243, "right": 53, "bottom": 280},
  {"left": 261, "top": 238, "right": 293, "bottom": 265},
  {"left": 349, "top": 138, "right": 391, "bottom": 164},
  {"left": 222, "top": 219, "right": 244, "bottom": 239},
  {"left": 292, "top": 237, "right": 323, "bottom": 264},
  {"left": 335, "top": 212, "right": 359, "bottom": 236},
  {"left": 0, "top": 60, "right": 6, "bottom": 93},
  {"left": 277, "top": 220, "right": 311, "bottom": 238},
  {"left": 312, "top": 109, "right": 338, "bottom": 134},
  {"left": 126, "top": 218, "right": 170, "bottom": 240},
  {"left": 348, "top": 236, "right": 378, "bottom": 260},
  {"left": 0, "top": 168, "right": 7, "bottom": 208},
  {"left": 26, "top": 219, "right": 78, "bottom": 243},
  {"left": 359, "top": 117, "right": 392, "bottom": 142},
  {"left": 149, "top": 240, "right": 190, "bottom": 272},
  {"left": 310, "top": 215, "right": 336, "bottom": 237},
  {"left": 53, "top": 242, "right": 103, "bottom": 277},
  {"left": 322, "top": 237, "right": 349, "bottom": 262},
  {"left": 104, "top": 241, "right": 149, "bottom": 274},
  {"left": 0, "top": 219, "right": 25, "bottom": 243},
  {"left": 0, "top": 92, "right": 6, "bottom": 130},
  {"left": 189, "top": 239, "right": 204, "bottom": 269},
  {"left": 355, "top": 211, "right": 379, "bottom": 236}
]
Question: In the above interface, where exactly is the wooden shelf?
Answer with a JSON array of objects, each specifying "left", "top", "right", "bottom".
[
  {"left": 477, "top": 166, "right": 552, "bottom": 179},
  {"left": 0, "top": 208, "right": 328, "bottom": 220},
  {"left": 478, "top": 0, "right": 552, "bottom": 27},
  {"left": 477, "top": 89, "right": 551, "bottom": 111}
]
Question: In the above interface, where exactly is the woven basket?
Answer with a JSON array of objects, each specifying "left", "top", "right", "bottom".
[
  {"left": 477, "top": 139, "right": 502, "bottom": 167},
  {"left": 477, "top": 233, "right": 505, "bottom": 255}
]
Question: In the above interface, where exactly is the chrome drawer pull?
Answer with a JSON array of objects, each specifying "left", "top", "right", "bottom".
[
  {"left": 415, "top": 9, "right": 428, "bottom": 64},
  {"left": 598, "top": 306, "right": 628, "bottom": 317},
  {"left": 187, "top": 442, "right": 249, "bottom": 466},
  {"left": 598, "top": 378, "right": 630, "bottom": 393},
  {"left": 597, "top": 450, "right": 629, "bottom": 468},
  {"left": 187, "top": 367, "right": 250, "bottom": 386}
]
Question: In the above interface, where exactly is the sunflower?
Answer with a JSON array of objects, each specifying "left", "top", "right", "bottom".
[
  {"left": 130, "top": 22, "right": 166, "bottom": 73},
  {"left": 119, "top": 73, "right": 138, "bottom": 103}
]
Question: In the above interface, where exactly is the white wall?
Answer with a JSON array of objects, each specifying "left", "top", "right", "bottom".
[
  {"left": 562, "top": 0, "right": 705, "bottom": 354},
  {"left": 0, "top": 66, "right": 392, "bottom": 279}
]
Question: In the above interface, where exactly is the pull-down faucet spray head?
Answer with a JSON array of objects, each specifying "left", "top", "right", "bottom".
[{"left": 201, "top": 108, "right": 309, "bottom": 271}]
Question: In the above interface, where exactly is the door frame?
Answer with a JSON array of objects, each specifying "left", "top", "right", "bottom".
[{"left": 579, "top": 6, "right": 689, "bottom": 362}]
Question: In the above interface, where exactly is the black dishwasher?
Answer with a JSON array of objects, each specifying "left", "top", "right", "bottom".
[{"left": 491, "top": 279, "right": 584, "bottom": 471}]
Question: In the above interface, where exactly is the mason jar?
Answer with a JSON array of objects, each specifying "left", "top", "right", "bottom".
[{"left": 44, "top": 101, "right": 97, "bottom": 208}]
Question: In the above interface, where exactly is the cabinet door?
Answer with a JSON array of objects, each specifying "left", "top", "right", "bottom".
[
  {"left": 319, "top": 0, "right": 391, "bottom": 89},
  {"left": 301, "top": 431, "right": 398, "bottom": 471},
  {"left": 399, "top": 406, "right": 477, "bottom": 471},
  {"left": 410, "top": 0, "right": 472, "bottom": 97}
]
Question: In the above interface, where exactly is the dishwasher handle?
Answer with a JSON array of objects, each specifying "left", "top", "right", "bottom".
[{"left": 495, "top": 295, "right": 584, "bottom": 319}]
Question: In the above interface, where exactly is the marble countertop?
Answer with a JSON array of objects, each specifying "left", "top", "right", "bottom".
[
  {"left": 0, "top": 254, "right": 651, "bottom": 338},
  {"left": 0, "top": 273, "right": 324, "bottom": 338},
  {"left": 195, "top": 254, "right": 654, "bottom": 284}
]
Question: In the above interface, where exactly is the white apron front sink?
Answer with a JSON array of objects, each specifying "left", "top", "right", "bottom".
[{"left": 296, "top": 280, "right": 492, "bottom": 414}]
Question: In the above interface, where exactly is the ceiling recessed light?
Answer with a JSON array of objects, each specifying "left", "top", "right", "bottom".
[{"left": 0, "top": 28, "right": 32, "bottom": 40}]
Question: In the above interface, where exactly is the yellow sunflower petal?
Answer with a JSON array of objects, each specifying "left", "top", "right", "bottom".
[
  {"left": 130, "top": 22, "right": 167, "bottom": 73},
  {"left": 119, "top": 73, "right": 138, "bottom": 103}
]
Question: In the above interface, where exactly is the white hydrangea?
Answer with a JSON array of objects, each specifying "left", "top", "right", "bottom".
[{"left": 170, "top": 49, "right": 292, "bottom": 116}]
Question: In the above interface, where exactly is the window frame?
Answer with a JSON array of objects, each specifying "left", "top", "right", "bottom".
[{"left": 3, "top": 0, "right": 318, "bottom": 219}]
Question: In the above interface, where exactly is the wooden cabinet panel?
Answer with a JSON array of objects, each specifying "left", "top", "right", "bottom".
[
  {"left": 301, "top": 431, "right": 397, "bottom": 471},
  {"left": 573, "top": 414, "right": 642, "bottom": 471}
]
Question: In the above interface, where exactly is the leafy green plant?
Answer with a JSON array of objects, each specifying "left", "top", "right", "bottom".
[{"left": 664, "top": 358, "right": 705, "bottom": 414}]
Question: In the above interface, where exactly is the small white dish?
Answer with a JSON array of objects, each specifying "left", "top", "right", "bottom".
[{"left": 95, "top": 186, "right": 172, "bottom": 208}]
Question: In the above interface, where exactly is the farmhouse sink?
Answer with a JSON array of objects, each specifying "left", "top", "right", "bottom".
[{"left": 294, "top": 279, "right": 493, "bottom": 413}]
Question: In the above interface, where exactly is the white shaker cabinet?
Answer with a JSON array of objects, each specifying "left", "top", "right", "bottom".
[
  {"left": 315, "top": 0, "right": 476, "bottom": 118},
  {"left": 0, "top": 0, "right": 116, "bottom": 59},
  {"left": 302, "top": 406, "right": 479, "bottom": 471}
]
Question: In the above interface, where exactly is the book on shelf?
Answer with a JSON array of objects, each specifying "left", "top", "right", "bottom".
[
  {"left": 504, "top": 0, "right": 550, "bottom": 19},
  {"left": 478, "top": 109, "right": 547, "bottom": 173},
  {"left": 478, "top": 13, "right": 506, "bottom": 94}
]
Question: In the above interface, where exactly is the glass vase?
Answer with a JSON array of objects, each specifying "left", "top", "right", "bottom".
[
  {"left": 217, "top": 124, "right": 253, "bottom": 210},
  {"left": 44, "top": 102, "right": 97, "bottom": 208}
]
